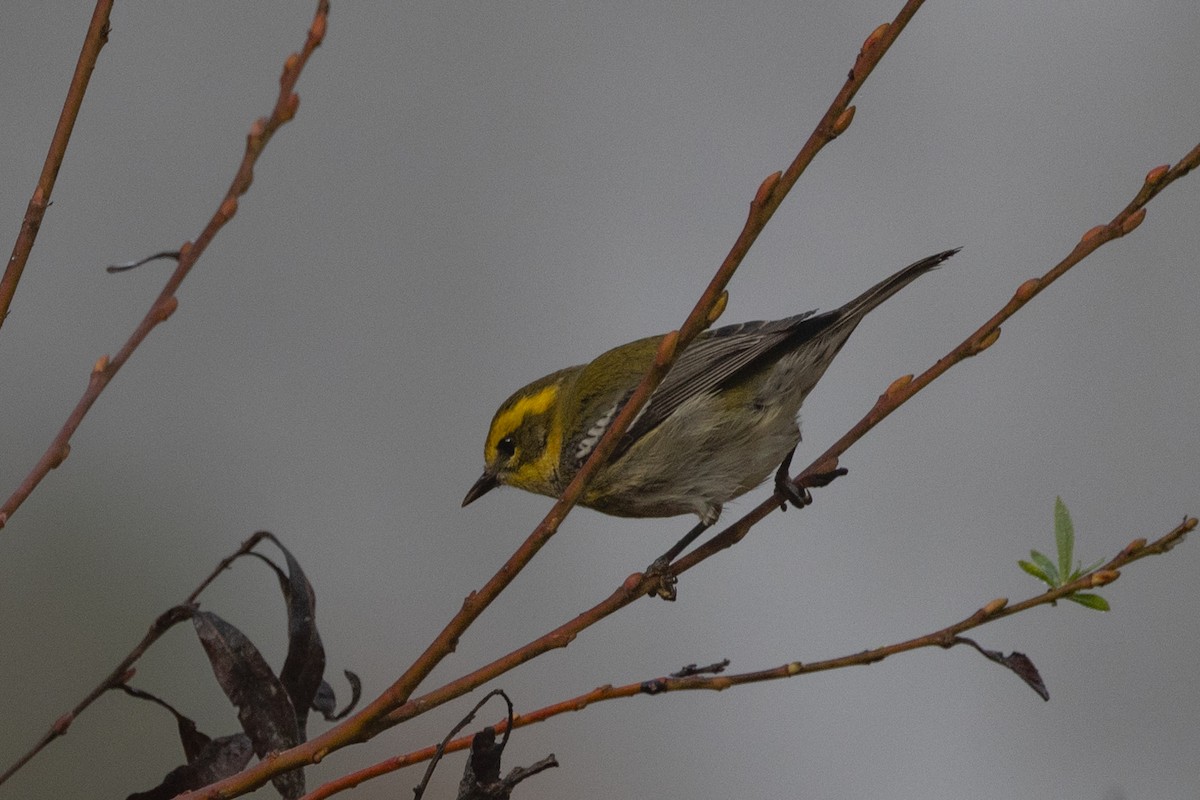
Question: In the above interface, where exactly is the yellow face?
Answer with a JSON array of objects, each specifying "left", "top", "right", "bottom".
[
  {"left": 463, "top": 369, "right": 574, "bottom": 507},
  {"left": 484, "top": 383, "right": 563, "bottom": 492}
]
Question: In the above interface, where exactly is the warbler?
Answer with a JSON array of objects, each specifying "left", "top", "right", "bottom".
[{"left": 463, "top": 248, "right": 958, "bottom": 526}]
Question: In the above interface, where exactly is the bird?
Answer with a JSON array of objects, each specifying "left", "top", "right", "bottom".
[{"left": 463, "top": 248, "right": 958, "bottom": 530}]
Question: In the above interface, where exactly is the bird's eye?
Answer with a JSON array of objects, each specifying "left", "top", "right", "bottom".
[{"left": 496, "top": 436, "right": 516, "bottom": 460}]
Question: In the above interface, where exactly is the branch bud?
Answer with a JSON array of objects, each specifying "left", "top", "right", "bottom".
[
  {"left": 1014, "top": 278, "right": 1040, "bottom": 303},
  {"left": 981, "top": 597, "right": 1008, "bottom": 616},
  {"left": 833, "top": 106, "right": 856, "bottom": 136},
  {"left": 970, "top": 328, "right": 1001, "bottom": 355},
  {"left": 885, "top": 374, "right": 912, "bottom": 398},
  {"left": 863, "top": 23, "right": 889, "bottom": 52},
  {"left": 752, "top": 172, "right": 781, "bottom": 213},
  {"left": 311, "top": 13, "right": 328, "bottom": 43},
  {"left": 1080, "top": 224, "right": 1107, "bottom": 246},
  {"left": 92, "top": 355, "right": 109, "bottom": 375},
  {"left": 655, "top": 330, "right": 679, "bottom": 367},
  {"left": 1119, "top": 537, "right": 1147, "bottom": 558},
  {"left": 707, "top": 291, "right": 729, "bottom": 326},
  {"left": 156, "top": 296, "right": 179, "bottom": 323},
  {"left": 1090, "top": 569, "right": 1120, "bottom": 587},
  {"left": 280, "top": 92, "right": 301, "bottom": 122},
  {"left": 1144, "top": 164, "right": 1169, "bottom": 186},
  {"left": 50, "top": 443, "right": 70, "bottom": 469},
  {"left": 1119, "top": 208, "right": 1146, "bottom": 236}
]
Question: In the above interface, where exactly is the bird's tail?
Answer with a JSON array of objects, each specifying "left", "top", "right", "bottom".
[{"left": 835, "top": 248, "right": 960, "bottom": 326}]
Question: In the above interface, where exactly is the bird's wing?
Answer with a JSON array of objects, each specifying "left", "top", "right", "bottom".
[{"left": 610, "top": 310, "right": 827, "bottom": 459}]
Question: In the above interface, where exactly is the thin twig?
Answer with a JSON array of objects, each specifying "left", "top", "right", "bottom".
[
  {"left": 0, "top": 531, "right": 271, "bottom": 787},
  {"left": 301, "top": 517, "right": 1193, "bottom": 799},
  {"left": 0, "top": 0, "right": 114, "bottom": 329},
  {"left": 171, "top": 5, "right": 936, "bottom": 799},
  {"left": 0, "top": 2, "right": 330, "bottom": 533},
  {"left": 361, "top": 138, "right": 1200, "bottom": 738},
  {"left": 668, "top": 142, "right": 1200, "bottom": 579}
]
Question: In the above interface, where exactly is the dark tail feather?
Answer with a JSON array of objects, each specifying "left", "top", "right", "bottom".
[{"left": 836, "top": 248, "right": 960, "bottom": 325}]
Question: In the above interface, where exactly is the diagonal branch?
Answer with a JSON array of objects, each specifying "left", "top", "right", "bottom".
[
  {"left": 300, "top": 516, "right": 1194, "bottom": 799},
  {"left": 0, "top": 2, "right": 330, "bottom": 534},
  {"left": 0, "top": 1, "right": 114, "bottom": 329},
  {"left": 0, "top": 531, "right": 271, "bottom": 788},
  {"left": 667, "top": 142, "right": 1200, "bottom": 578},
  {"left": 367, "top": 139, "right": 1200, "bottom": 734},
  {"left": 171, "top": 3, "right": 939, "bottom": 798}
]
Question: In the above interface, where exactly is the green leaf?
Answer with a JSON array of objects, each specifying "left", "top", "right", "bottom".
[
  {"left": 1066, "top": 592, "right": 1111, "bottom": 611},
  {"left": 1054, "top": 496, "right": 1075, "bottom": 578},
  {"left": 1029, "top": 549, "right": 1060, "bottom": 586},
  {"left": 1018, "top": 559, "right": 1054, "bottom": 586}
]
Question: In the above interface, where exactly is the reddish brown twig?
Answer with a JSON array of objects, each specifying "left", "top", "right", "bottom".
[
  {"left": 170, "top": 4, "right": 940, "bottom": 798},
  {"left": 669, "top": 143, "right": 1200, "bottom": 578},
  {"left": 0, "top": 531, "right": 271, "bottom": 787},
  {"left": 301, "top": 517, "right": 1193, "bottom": 799},
  {"left": 0, "top": 2, "right": 330, "bottom": 533},
  {"left": 0, "top": 1, "right": 114, "bottom": 329},
  {"left": 297, "top": 138, "right": 1200, "bottom": 791}
]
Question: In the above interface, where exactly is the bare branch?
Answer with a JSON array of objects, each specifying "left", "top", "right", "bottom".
[
  {"left": 0, "top": 1, "right": 114, "bottom": 328},
  {"left": 0, "top": 2, "right": 330, "bottom": 533},
  {"left": 302, "top": 517, "right": 1192, "bottom": 799},
  {"left": 0, "top": 532, "right": 273, "bottom": 787}
]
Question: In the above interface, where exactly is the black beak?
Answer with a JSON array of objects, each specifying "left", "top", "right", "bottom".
[{"left": 462, "top": 471, "right": 500, "bottom": 507}]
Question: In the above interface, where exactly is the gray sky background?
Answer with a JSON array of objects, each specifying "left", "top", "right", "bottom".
[{"left": 2, "top": 3, "right": 1198, "bottom": 799}]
